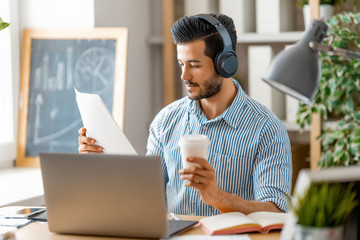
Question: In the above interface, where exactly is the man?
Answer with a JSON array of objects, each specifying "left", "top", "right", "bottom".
[{"left": 78, "top": 13, "right": 292, "bottom": 216}]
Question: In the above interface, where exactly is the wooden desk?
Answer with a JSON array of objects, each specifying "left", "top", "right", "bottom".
[{"left": 15, "top": 215, "right": 281, "bottom": 240}]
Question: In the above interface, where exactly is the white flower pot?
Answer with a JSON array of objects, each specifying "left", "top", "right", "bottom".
[
  {"left": 294, "top": 224, "right": 345, "bottom": 240},
  {"left": 303, "top": 4, "right": 334, "bottom": 29}
]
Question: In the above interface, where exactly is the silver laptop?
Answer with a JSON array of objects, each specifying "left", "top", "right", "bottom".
[{"left": 39, "top": 152, "right": 173, "bottom": 238}]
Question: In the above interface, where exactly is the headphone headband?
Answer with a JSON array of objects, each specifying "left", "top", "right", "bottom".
[
  {"left": 194, "top": 14, "right": 238, "bottom": 78},
  {"left": 195, "top": 14, "right": 233, "bottom": 51}
]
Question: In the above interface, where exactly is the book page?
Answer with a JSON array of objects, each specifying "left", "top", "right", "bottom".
[
  {"left": 247, "top": 211, "right": 287, "bottom": 228},
  {"left": 200, "top": 212, "right": 259, "bottom": 232},
  {"left": 75, "top": 88, "right": 137, "bottom": 155}
]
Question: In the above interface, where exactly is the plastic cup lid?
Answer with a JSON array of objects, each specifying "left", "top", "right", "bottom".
[{"left": 179, "top": 134, "right": 210, "bottom": 147}]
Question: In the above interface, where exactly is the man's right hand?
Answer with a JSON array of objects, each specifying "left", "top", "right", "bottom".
[{"left": 78, "top": 127, "right": 104, "bottom": 153}]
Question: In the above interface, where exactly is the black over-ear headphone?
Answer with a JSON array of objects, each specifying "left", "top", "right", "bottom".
[{"left": 195, "top": 14, "right": 238, "bottom": 78}]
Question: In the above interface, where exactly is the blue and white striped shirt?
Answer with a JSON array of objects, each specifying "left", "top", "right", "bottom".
[{"left": 146, "top": 79, "right": 292, "bottom": 216}]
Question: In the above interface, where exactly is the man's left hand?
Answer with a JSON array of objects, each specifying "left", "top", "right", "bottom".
[{"left": 179, "top": 157, "right": 224, "bottom": 206}]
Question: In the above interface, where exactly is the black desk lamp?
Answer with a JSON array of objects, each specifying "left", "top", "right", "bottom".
[{"left": 262, "top": 19, "right": 360, "bottom": 104}]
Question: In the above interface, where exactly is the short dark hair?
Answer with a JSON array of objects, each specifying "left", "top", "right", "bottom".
[{"left": 171, "top": 13, "right": 237, "bottom": 62}]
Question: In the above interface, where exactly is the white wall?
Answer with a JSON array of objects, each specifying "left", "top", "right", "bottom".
[{"left": 19, "top": 0, "right": 94, "bottom": 29}]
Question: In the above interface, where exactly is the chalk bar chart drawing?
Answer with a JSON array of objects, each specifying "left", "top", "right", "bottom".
[{"left": 17, "top": 28, "right": 128, "bottom": 167}]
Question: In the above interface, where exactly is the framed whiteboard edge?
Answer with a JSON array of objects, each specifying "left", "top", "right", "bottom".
[{"left": 16, "top": 28, "right": 128, "bottom": 167}]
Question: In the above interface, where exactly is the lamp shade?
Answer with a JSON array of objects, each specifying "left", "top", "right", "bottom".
[{"left": 262, "top": 20, "right": 328, "bottom": 104}]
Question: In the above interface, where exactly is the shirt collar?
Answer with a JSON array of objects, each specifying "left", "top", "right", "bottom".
[{"left": 187, "top": 79, "right": 246, "bottom": 128}]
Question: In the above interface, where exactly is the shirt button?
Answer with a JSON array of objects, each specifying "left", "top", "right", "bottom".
[
  {"left": 202, "top": 126, "right": 207, "bottom": 131},
  {"left": 227, "top": 158, "right": 231, "bottom": 164}
]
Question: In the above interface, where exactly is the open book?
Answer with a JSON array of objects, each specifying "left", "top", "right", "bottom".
[{"left": 199, "top": 211, "right": 287, "bottom": 235}]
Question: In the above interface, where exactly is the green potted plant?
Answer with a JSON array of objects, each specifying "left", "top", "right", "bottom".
[
  {"left": 0, "top": 18, "right": 9, "bottom": 31},
  {"left": 292, "top": 183, "right": 358, "bottom": 240},
  {"left": 297, "top": 12, "right": 360, "bottom": 167}
]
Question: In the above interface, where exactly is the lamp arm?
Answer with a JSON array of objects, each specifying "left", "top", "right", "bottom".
[{"left": 310, "top": 41, "right": 360, "bottom": 60}]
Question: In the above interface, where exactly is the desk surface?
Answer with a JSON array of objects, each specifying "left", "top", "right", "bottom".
[{"left": 15, "top": 215, "right": 281, "bottom": 240}]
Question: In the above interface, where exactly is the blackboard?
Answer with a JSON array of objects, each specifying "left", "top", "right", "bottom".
[{"left": 17, "top": 28, "right": 128, "bottom": 167}]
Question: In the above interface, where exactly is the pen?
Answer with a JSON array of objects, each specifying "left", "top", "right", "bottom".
[{"left": 170, "top": 212, "right": 180, "bottom": 221}]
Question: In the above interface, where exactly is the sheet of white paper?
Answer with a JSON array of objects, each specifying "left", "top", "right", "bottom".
[
  {"left": 168, "top": 235, "right": 250, "bottom": 240},
  {"left": 75, "top": 88, "right": 137, "bottom": 155},
  {"left": 0, "top": 218, "right": 32, "bottom": 228}
]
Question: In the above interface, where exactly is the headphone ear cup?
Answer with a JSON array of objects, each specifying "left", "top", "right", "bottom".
[{"left": 215, "top": 50, "right": 238, "bottom": 78}]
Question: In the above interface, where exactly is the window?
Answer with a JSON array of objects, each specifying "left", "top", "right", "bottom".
[
  {"left": 0, "top": 0, "right": 19, "bottom": 168},
  {"left": 0, "top": 26, "right": 14, "bottom": 145}
]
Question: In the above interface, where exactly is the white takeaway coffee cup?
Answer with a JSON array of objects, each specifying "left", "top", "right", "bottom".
[{"left": 179, "top": 134, "right": 210, "bottom": 169}]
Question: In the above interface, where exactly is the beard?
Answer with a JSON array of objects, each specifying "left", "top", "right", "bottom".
[{"left": 185, "top": 73, "right": 223, "bottom": 100}]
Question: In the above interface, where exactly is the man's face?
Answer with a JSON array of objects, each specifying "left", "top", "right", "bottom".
[{"left": 177, "top": 40, "right": 222, "bottom": 100}]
